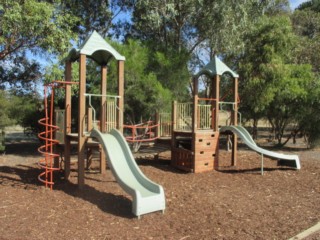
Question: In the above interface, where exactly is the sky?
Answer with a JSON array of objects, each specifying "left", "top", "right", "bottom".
[{"left": 289, "top": 0, "right": 309, "bottom": 9}]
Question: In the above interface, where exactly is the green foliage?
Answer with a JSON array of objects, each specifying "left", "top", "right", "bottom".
[
  {"left": 0, "top": 56, "right": 41, "bottom": 91},
  {"left": 9, "top": 92, "right": 43, "bottom": 133},
  {"left": 0, "top": 89, "right": 42, "bottom": 154},
  {"left": 0, "top": 130, "right": 5, "bottom": 152},
  {"left": 60, "top": 0, "right": 132, "bottom": 40},
  {"left": 297, "top": 0, "right": 320, "bottom": 12},
  {"left": 128, "top": 0, "right": 293, "bottom": 105},
  {"left": 238, "top": 15, "right": 319, "bottom": 145},
  {"left": 0, "top": 0, "right": 79, "bottom": 92},
  {"left": 292, "top": 6, "right": 320, "bottom": 74},
  {"left": 107, "top": 39, "right": 173, "bottom": 123},
  {"left": 130, "top": 1, "right": 194, "bottom": 100},
  {"left": 239, "top": 15, "right": 297, "bottom": 117},
  {"left": 149, "top": 49, "right": 191, "bottom": 101},
  {"left": 0, "top": 90, "right": 13, "bottom": 129},
  {"left": 0, "top": 0, "right": 78, "bottom": 59},
  {"left": 265, "top": 64, "right": 315, "bottom": 144}
]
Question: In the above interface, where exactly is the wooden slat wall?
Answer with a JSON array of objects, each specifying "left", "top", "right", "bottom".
[
  {"left": 106, "top": 99, "right": 117, "bottom": 132},
  {"left": 159, "top": 112, "right": 172, "bottom": 137},
  {"left": 173, "top": 103, "right": 213, "bottom": 131}
]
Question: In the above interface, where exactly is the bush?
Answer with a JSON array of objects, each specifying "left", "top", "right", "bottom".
[{"left": 0, "top": 130, "right": 5, "bottom": 153}]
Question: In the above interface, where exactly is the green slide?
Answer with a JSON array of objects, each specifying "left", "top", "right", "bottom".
[
  {"left": 220, "top": 125, "right": 301, "bottom": 170},
  {"left": 90, "top": 128, "right": 166, "bottom": 218}
]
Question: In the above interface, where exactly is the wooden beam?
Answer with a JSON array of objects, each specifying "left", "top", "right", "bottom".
[
  {"left": 232, "top": 77, "right": 238, "bottom": 166},
  {"left": 64, "top": 61, "right": 72, "bottom": 180},
  {"left": 117, "top": 60, "right": 124, "bottom": 132},
  {"left": 213, "top": 75, "right": 220, "bottom": 131},
  {"left": 192, "top": 77, "right": 198, "bottom": 133},
  {"left": 100, "top": 65, "right": 107, "bottom": 133},
  {"left": 100, "top": 65, "right": 107, "bottom": 174},
  {"left": 78, "top": 54, "right": 86, "bottom": 188}
]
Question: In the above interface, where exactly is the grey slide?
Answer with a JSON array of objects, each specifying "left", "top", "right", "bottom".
[
  {"left": 220, "top": 125, "right": 301, "bottom": 170},
  {"left": 90, "top": 128, "right": 166, "bottom": 218}
]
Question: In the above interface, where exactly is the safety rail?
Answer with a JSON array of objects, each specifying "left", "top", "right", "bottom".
[
  {"left": 84, "top": 93, "right": 120, "bottom": 133},
  {"left": 159, "top": 112, "right": 172, "bottom": 137}
]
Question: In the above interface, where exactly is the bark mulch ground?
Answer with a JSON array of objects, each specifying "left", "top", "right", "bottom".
[{"left": 0, "top": 134, "right": 319, "bottom": 240}]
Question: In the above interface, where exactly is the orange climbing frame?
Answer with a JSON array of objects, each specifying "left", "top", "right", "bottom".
[
  {"left": 38, "top": 80, "right": 78, "bottom": 189},
  {"left": 124, "top": 121, "right": 160, "bottom": 143}
]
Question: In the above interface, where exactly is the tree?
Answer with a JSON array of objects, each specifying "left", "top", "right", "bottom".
[
  {"left": 0, "top": 90, "right": 12, "bottom": 129},
  {"left": 238, "top": 15, "right": 306, "bottom": 144},
  {"left": 0, "top": 0, "right": 78, "bottom": 60},
  {"left": 291, "top": 2, "right": 320, "bottom": 74},
  {"left": 8, "top": 91, "right": 43, "bottom": 133},
  {"left": 297, "top": 74, "right": 320, "bottom": 148},
  {"left": 0, "top": 56, "right": 41, "bottom": 92},
  {"left": 60, "top": 0, "right": 133, "bottom": 41},
  {"left": 289, "top": 0, "right": 320, "bottom": 147},
  {"left": 265, "top": 64, "right": 315, "bottom": 145},
  {"left": 126, "top": 0, "right": 292, "bottom": 102},
  {"left": 239, "top": 14, "right": 320, "bottom": 147},
  {"left": 297, "top": 0, "right": 320, "bottom": 12},
  {"left": 0, "top": 0, "right": 78, "bottom": 92},
  {"left": 106, "top": 39, "right": 173, "bottom": 123}
]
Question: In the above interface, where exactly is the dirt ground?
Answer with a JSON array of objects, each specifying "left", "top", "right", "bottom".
[{"left": 0, "top": 130, "right": 319, "bottom": 240}]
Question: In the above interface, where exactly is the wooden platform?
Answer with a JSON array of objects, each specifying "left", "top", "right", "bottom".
[{"left": 133, "top": 143, "right": 170, "bottom": 160}]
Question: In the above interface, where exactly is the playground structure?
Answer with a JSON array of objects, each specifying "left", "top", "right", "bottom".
[
  {"left": 38, "top": 31, "right": 165, "bottom": 217},
  {"left": 61, "top": 31, "right": 125, "bottom": 188},
  {"left": 170, "top": 57, "right": 301, "bottom": 173},
  {"left": 38, "top": 31, "right": 300, "bottom": 216},
  {"left": 171, "top": 56, "right": 239, "bottom": 173}
]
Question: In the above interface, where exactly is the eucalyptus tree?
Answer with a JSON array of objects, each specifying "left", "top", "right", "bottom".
[
  {"left": 238, "top": 14, "right": 317, "bottom": 145},
  {"left": 297, "top": 0, "right": 320, "bottom": 11},
  {"left": 291, "top": 0, "right": 320, "bottom": 74},
  {"left": 60, "top": 0, "right": 133, "bottom": 41},
  {"left": 127, "top": 0, "right": 291, "bottom": 101},
  {"left": 0, "top": 0, "right": 79, "bottom": 91},
  {"left": 290, "top": 0, "right": 320, "bottom": 146}
]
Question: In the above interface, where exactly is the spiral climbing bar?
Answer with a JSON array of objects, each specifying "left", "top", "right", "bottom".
[
  {"left": 37, "top": 81, "right": 78, "bottom": 189},
  {"left": 38, "top": 117, "right": 60, "bottom": 189}
]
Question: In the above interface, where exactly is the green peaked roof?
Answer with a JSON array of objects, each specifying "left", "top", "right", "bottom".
[
  {"left": 195, "top": 56, "right": 239, "bottom": 78},
  {"left": 66, "top": 30, "right": 125, "bottom": 65}
]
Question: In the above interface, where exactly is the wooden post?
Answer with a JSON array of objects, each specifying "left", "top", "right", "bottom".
[
  {"left": 192, "top": 77, "right": 199, "bottom": 173},
  {"left": 78, "top": 54, "right": 86, "bottom": 188},
  {"left": 171, "top": 101, "right": 177, "bottom": 151},
  {"left": 171, "top": 101, "right": 176, "bottom": 168},
  {"left": 100, "top": 65, "right": 107, "bottom": 133},
  {"left": 64, "top": 61, "right": 72, "bottom": 180},
  {"left": 192, "top": 77, "right": 198, "bottom": 133},
  {"left": 213, "top": 74, "right": 220, "bottom": 168},
  {"left": 213, "top": 75, "right": 220, "bottom": 131},
  {"left": 155, "top": 112, "right": 160, "bottom": 138},
  {"left": 100, "top": 65, "right": 107, "bottom": 174},
  {"left": 231, "top": 77, "right": 238, "bottom": 166},
  {"left": 117, "top": 61, "right": 124, "bottom": 132},
  {"left": 172, "top": 101, "right": 177, "bottom": 133}
]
